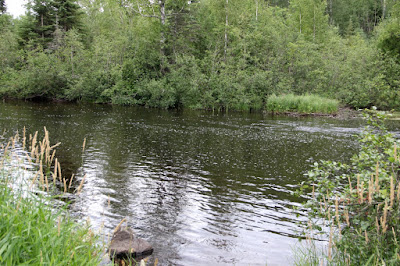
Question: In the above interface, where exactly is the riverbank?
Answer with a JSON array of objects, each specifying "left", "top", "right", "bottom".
[{"left": 0, "top": 131, "right": 104, "bottom": 265}]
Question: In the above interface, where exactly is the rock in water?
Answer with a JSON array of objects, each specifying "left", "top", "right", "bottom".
[{"left": 108, "top": 227, "right": 153, "bottom": 261}]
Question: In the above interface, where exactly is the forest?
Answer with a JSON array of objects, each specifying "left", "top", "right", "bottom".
[{"left": 1, "top": 0, "right": 400, "bottom": 111}]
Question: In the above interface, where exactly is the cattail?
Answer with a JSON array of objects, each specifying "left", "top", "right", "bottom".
[
  {"left": 375, "top": 162, "right": 380, "bottom": 191},
  {"left": 58, "top": 161, "right": 61, "bottom": 182},
  {"left": 31, "top": 131, "right": 38, "bottom": 152},
  {"left": 312, "top": 184, "right": 315, "bottom": 199},
  {"left": 11, "top": 136, "right": 15, "bottom": 149},
  {"left": 113, "top": 218, "right": 127, "bottom": 234},
  {"left": 328, "top": 222, "right": 333, "bottom": 260},
  {"left": 393, "top": 227, "right": 398, "bottom": 245},
  {"left": 50, "top": 150, "right": 56, "bottom": 166},
  {"left": 82, "top": 138, "right": 86, "bottom": 153},
  {"left": 44, "top": 174, "right": 49, "bottom": 192},
  {"left": 360, "top": 181, "right": 364, "bottom": 203},
  {"left": 365, "top": 230, "right": 369, "bottom": 243},
  {"left": 39, "top": 162, "right": 44, "bottom": 190},
  {"left": 4, "top": 141, "right": 10, "bottom": 156},
  {"left": 344, "top": 209, "right": 350, "bottom": 226},
  {"left": 68, "top": 174, "right": 75, "bottom": 189},
  {"left": 26, "top": 154, "right": 32, "bottom": 165},
  {"left": 50, "top": 142, "right": 61, "bottom": 150},
  {"left": 397, "top": 182, "right": 400, "bottom": 201},
  {"left": 390, "top": 176, "right": 395, "bottom": 208},
  {"left": 382, "top": 200, "right": 388, "bottom": 234},
  {"left": 368, "top": 177, "right": 373, "bottom": 204},
  {"left": 63, "top": 178, "right": 67, "bottom": 193},
  {"left": 76, "top": 174, "right": 86, "bottom": 194},
  {"left": 348, "top": 175, "right": 353, "bottom": 193},
  {"left": 53, "top": 158, "right": 58, "bottom": 181},
  {"left": 22, "top": 127, "right": 26, "bottom": 150},
  {"left": 154, "top": 258, "right": 159, "bottom": 266},
  {"left": 376, "top": 217, "right": 380, "bottom": 234},
  {"left": 29, "top": 171, "right": 39, "bottom": 190},
  {"left": 35, "top": 147, "right": 39, "bottom": 163}
]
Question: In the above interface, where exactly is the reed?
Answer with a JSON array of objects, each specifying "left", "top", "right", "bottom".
[
  {"left": 266, "top": 94, "right": 339, "bottom": 114},
  {"left": 0, "top": 129, "right": 103, "bottom": 265}
]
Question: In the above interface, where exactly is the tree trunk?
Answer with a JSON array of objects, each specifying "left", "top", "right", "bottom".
[
  {"left": 159, "top": 0, "right": 166, "bottom": 73},
  {"left": 224, "top": 0, "right": 229, "bottom": 60},
  {"left": 255, "top": 0, "right": 258, "bottom": 22},
  {"left": 382, "top": 0, "right": 386, "bottom": 19},
  {"left": 313, "top": 6, "right": 316, "bottom": 41},
  {"left": 41, "top": 14, "right": 44, "bottom": 40}
]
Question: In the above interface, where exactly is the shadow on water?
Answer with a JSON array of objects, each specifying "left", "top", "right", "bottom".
[{"left": 1, "top": 100, "right": 390, "bottom": 265}]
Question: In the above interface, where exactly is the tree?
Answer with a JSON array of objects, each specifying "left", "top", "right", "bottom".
[
  {"left": 20, "top": 0, "right": 84, "bottom": 48},
  {"left": 131, "top": 0, "right": 190, "bottom": 73},
  {"left": 28, "top": 0, "right": 56, "bottom": 46},
  {"left": 53, "top": 0, "right": 83, "bottom": 31},
  {"left": 0, "top": 0, "right": 6, "bottom": 14},
  {"left": 289, "top": 0, "right": 328, "bottom": 42}
]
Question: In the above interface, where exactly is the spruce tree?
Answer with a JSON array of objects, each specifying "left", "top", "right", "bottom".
[{"left": 0, "top": 0, "right": 6, "bottom": 14}]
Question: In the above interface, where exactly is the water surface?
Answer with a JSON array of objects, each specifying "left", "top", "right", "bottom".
[{"left": 0, "top": 101, "right": 372, "bottom": 265}]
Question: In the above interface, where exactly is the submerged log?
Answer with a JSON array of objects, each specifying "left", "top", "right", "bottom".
[{"left": 108, "top": 227, "right": 153, "bottom": 262}]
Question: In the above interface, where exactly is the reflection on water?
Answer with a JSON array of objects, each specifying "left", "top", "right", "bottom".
[{"left": 0, "top": 101, "right": 374, "bottom": 265}]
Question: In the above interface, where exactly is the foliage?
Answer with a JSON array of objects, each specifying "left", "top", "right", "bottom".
[
  {"left": 266, "top": 94, "right": 339, "bottom": 114},
  {"left": 298, "top": 108, "right": 400, "bottom": 264},
  {"left": 1, "top": 0, "right": 400, "bottom": 111}
]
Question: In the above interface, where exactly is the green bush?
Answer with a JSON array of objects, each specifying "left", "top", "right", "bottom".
[{"left": 297, "top": 108, "right": 400, "bottom": 265}]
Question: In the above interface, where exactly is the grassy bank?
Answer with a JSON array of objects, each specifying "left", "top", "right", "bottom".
[
  {"left": 266, "top": 94, "right": 339, "bottom": 114},
  {"left": 0, "top": 131, "right": 103, "bottom": 265}
]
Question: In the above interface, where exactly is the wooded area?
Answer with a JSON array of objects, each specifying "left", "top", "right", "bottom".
[{"left": 1, "top": 0, "right": 400, "bottom": 111}]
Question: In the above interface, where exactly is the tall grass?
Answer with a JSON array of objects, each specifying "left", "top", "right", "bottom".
[
  {"left": 266, "top": 94, "right": 339, "bottom": 114},
  {"left": 0, "top": 129, "right": 103, "bottom": 265}
]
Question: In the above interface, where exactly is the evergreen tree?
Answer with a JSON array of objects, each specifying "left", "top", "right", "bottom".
[
  {"left": 25, "top": 0, "right": 56, "bottom": 46},
  {"left": 53, "top": 0, "right": 83, "bottom": 31},
  {"left": 0, "top": 0, "right": 6, "bottom": 14}
]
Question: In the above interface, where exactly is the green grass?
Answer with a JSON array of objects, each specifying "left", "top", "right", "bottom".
[
  {"left": 0, "top": 178, "right": 103, "bottom": 265},
  {"left": 266, "top": 94, "right": 339, "bottom": 114},
  {"left": 0, "top": 131, "right": 104, "bottom": 265}
]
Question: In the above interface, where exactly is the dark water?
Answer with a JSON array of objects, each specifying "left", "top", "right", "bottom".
[{"left": 0, "top": 101, "right": 373, "bottom": 265}]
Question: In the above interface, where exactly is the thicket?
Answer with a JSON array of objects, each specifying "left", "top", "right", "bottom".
[
  {"left": 297, "top": 109, "right": 400, "bottom": 264},
  {"left": 1, "top": 0, "right": 400, "bottom": 111}
]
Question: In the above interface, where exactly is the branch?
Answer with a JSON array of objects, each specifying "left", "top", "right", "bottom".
[{"left": 130, "top": 2, "right": 160, "bottom": 19}]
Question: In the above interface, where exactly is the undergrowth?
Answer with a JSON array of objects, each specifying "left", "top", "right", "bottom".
[{"left": 296, "top": 108, "right": 400, "bottom": 265}]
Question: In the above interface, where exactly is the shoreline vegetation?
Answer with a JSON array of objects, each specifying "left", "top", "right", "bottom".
[
  {"left": 0, "top": 129, "right": 104, "bottom": 265},
  {"left": 0, "top": 128, "right": 154, "bottom": 266},
  {"left": 1, "top": 1, "right": 400, "bottom": 112},
  {"left": 296, "top": 109, "right": 400, "bottom": 265}
]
